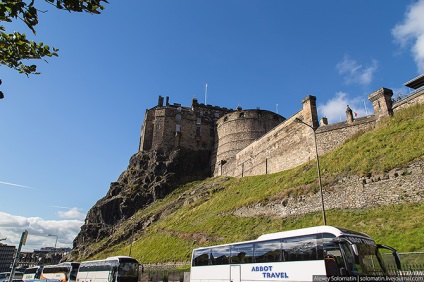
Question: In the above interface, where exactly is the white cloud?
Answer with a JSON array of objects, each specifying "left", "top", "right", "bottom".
[
  {"left": 336, "top": 55, "right": 378, "bottom": 85},
  {"left": 0, "top": 181, "right": 33, "bottom": 190},
  {"left": 58, "top": 207, "right": 86, "bottom": 220},
  {"left": 392, "top": 0, "right": 424, "bottom": 73},
  {"left": 0, "top": 212, "right": 83, "bottom": 251},
  {"left": 318, "top": 92, "right": 369, "bottom": 123}
]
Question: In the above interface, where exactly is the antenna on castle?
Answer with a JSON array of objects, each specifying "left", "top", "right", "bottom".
[
  {"left": 276, "top": 103, "right": 279, "bottom": 114},
  {"left": 205, "top": 83, "right": 208, "bottom": 105}
]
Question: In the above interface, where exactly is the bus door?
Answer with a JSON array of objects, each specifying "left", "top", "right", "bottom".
[
  {"left": 324, "top": 239, "right": 356, "bottom": 276},
  {"left": 377, "top": 244, "right": 401, "bottom": 275},
  {"left": 230, "top": 265, "right": 241, "bottom": 282}
]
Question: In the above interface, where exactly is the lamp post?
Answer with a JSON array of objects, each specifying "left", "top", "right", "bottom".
[
  {"left": 48, "top": 234, "right": 58, "bottom": 249},
  {"left": 294, "top": 118, "right": 327, "bottom": 225}
]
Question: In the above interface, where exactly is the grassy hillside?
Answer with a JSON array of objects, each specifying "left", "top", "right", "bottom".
[{"left": 87, "top": 103, "right": 424, "bottom": 266}]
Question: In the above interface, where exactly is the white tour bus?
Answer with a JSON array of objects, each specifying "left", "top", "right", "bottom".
[
  {"left": 22, "top": 266, "right": 43, "bottom": 282},
  {"left": 76, "top": 256, "right": 139, "bottom": 282},
  {"left": 190, "top": 226, "right": 401, "bottom": 282},
  {"left": 41, "top": 262, "right": 80, "bottom": 282}
]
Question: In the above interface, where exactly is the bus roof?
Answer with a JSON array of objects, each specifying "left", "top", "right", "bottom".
[
  {"left": 106, "top": 256, "right": 136, "bottom": 260},
  {"left": 193, "top": 225, "right": 372, "bottom": 251},
  {"left": 80, "top": 256, "right": 139, "bottom": 266},
  {"left": 257, "top": 226, "right": 371, "bottom": 241}
]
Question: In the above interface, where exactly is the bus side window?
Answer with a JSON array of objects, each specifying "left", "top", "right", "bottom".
[
  {"left": 193, "top": 250, "right": 209, "bottom": 266},
  {"left": 283, "top": 235, "right": 319, "bottom": 261},
  {"left": 211, "top": 246, "right": 230, "bottom": 265},
  {"left": 254, "top": 239, "right": 282, "bottom": 263},
  {"left": 230, "top": 243, "right": 254, "bottom": 264}
]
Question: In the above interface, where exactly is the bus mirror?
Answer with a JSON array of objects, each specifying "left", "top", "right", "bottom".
[{"left": 351, "top": 244, "right": 359, "bottom": 256}]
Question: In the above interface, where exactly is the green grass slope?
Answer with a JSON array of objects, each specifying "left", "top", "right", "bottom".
[{"left": 88, "top": 103, "right": 424, "bottom": 265}]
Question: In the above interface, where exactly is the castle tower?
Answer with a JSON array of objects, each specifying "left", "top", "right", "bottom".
[
  {"left": 368, "top": 88, "right": 394, "bottom": 121},
  {"left": 139, "top": 96, "right": 232, "bottom": 155},
  {"left": 213, "top": 109, "right": 285, "bottom": 176}
]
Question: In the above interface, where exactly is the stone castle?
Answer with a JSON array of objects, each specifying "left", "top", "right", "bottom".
[
  {"left": 138, "top": 74, "right": 424, "bottom": 178},
  {"left": 69, "top": 73, "right": 423, "bottom": 261}
]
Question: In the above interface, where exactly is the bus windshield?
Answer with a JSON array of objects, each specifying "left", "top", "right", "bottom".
[
  {"left": 341, "top": 236, "right": 385, "bottom": 276},
  {"left": 118, "top": 262, "right": 138, "bottom": 278},
  {"left": 23, "top": 266, "right": 43, "bottom": 281}
]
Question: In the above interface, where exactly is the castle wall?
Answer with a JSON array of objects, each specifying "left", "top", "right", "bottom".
[
  {"left": 231, "top": 85, "right": 423, "bottom": 178},
  {"left": 225, "top": 96, "right": 320, "bottom": 178},
  {"left": 139, "top": 110, "right": 155, "bottom": 152},
  {"left": 234, "top": 115, "right": 312, "bottom": 177},
  {"left": 233, "top": 113, "right": 377, "bottom": 178},
  {"left": 316, "top": 116, "right": 376, "bottom": 156}
]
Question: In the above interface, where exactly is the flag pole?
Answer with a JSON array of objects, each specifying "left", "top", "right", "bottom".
[{"left": 205, "top": 83, "right": 208, "bottom": 105}]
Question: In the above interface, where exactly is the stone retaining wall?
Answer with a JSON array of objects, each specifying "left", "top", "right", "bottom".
[{"left": 232, "top": 158, "right": 424, "bottom": 218}]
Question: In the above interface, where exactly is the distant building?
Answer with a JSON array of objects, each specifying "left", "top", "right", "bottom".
[
  {"left": 0, "top": 244, "right": 16, "bottom": 272},
  {"left": 0, "top": 243, "right": 73, "bottom": 271}
]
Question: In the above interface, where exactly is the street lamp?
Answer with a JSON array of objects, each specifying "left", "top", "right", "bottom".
[
  {"left": 294, "top": 118, "right": 327, "bottom": 225},
  {"left": 48, "top": 234, "right": 58, "bottom": 249}
]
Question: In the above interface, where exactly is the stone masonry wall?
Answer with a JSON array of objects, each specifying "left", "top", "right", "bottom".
[
  {"left": 235, "top": 115, "right": 313, "bottom": 177},
  {"left": 231, "top": 158, "right": 424, "bottom": 218},
  {"left": 233, "top": 115, "right": 377, "bottom": 178},
  {"left": 316, "top": 115, "right": 376, "bottom": 155}
]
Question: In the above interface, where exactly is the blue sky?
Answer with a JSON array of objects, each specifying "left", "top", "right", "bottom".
[{"left": 1, "top": 0, "right": 423, "bottom": 251}]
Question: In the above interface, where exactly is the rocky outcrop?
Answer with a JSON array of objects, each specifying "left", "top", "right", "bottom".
[{"left": 69, "top": 148, "right": 211, "bottom": 259}]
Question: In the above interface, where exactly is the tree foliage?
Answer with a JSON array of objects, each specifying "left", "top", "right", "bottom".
[{"left": 0, "top": 0, "right": 107, "bottom": 76}]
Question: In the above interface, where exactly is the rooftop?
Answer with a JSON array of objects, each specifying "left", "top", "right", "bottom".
[{"left": 404, "top": 74, "right": 424, "bottom": 89}]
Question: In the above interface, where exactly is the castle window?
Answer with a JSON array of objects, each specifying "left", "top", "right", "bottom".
[
  {"left": 176, "top": 124, "right": 181, "bottom": 132},
  {"left": 214, "top": 112, "right": 220, "bottom": 118},
  {"left": 239, "top": 112, "right": 245, "bottom": 118},
  {"left": 224, "top": 117, "right": 228, "bottom": 122},
  {"left": 197, "top": 118, "right": 202, "bottom": 125},
  {"left": 196, "top": 127, "right": 201, "bottom": 136},
  {"left": 176, "top": 114, "right": 181, "bottom": 121},
  {"left": 200, "top": 111, "right": 204, "bottom": 117}
]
